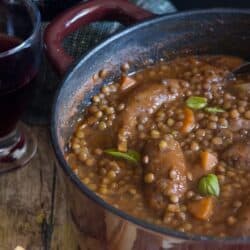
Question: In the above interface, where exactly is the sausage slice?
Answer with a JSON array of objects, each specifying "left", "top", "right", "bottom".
[
  {"left": 223, "top": 140, "right": 250, "bottom": 169},
  {"left": 116, "top": 81, "right": 184, "bottom": 151},
  {"left": 143, "top": 136, "right": 187, "bottom": 214}
]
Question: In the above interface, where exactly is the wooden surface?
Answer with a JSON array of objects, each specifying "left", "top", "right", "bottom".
[{"left": 0, "top": 126, "right": 78, "bottom": 250}]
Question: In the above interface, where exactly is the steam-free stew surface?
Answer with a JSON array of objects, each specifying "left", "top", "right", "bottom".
[{"left": 66, "top": 56, "right": 250, "bottom": 237}]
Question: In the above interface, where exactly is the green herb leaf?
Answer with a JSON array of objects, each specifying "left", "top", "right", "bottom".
[
  {"left": 104, "top": 149, "right": 140, "bottom": 164},
  {"left": 205, "top": 107, "right": 225, "bottom": 113},
  {"left": 198, "top": 174, "right": 220, "bottom": 197},
  {"left": 186, "top": 96, "right": 207, "bottom": 110}
]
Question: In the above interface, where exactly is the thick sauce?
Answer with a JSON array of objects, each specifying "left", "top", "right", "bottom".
[{"left": 66, "top": 55, "right": 250, "bottom": 237}]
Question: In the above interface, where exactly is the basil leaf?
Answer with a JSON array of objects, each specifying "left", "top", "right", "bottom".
[
  {"left": 104, "top": 149, "right": 140, "bottom": 164},
  {"left": 198, "top": 174, "right": 220, "bottom": 197},
  {"left": 186, "top": 96, "right": 207, "bottom": 110},
  {"left": 205, "top": 107, "right": 225, "bottom": 113}
]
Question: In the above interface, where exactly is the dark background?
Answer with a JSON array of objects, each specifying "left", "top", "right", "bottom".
[
  {"left": 172, "top": 0, "right": 250, "bottom": 11},
  {"left": 35, "top": 0, "right": 250, "bottom": 21}
]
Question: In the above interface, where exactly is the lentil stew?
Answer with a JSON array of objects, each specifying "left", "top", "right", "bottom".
[{"left": 65, "top": 55, "right": 250, "bottom": 237}]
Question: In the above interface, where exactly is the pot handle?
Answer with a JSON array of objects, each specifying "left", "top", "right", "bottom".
[{"left": 44, "top": 0, "right": 155, "bottom": 76}]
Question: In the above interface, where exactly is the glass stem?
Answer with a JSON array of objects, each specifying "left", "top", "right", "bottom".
[{"left": 0, "top": 128, "right": 21, "bottom": 157}]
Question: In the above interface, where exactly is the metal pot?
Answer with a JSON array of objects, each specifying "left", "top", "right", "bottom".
[{"left": 44, "top": 1, "right": 250, "bottom": 249}]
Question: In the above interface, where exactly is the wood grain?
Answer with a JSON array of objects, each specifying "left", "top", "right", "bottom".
[
  {"left": 50, "top": 164, "right": 79, "bottom": 250},
  {"left": 0, "top": 127, "right": 56, "bottom": 250}
]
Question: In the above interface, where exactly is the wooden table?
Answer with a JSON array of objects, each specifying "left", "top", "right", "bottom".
[{"left": 0, "top": 126, "right": 78, "bottom": 250}]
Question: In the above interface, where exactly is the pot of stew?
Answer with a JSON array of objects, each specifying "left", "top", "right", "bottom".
[{"left": 44, "top": 0, "right": 250, "bottom": 249}]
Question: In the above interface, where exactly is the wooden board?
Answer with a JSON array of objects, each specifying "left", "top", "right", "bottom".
[{"left": 0, "top": 126, "right": 78, "bottom": 250}]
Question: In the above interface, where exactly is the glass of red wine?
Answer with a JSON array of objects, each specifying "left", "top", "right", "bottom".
[{"left": 0, "top": 0, "right": 41, "bottom": 172}]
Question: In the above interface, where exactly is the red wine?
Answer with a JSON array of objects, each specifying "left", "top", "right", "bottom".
[
  {"left": 0, "top": 34, "right": 39, "bottom": 137},
  {"left": 0, "top": 34, "right": 21, "bottom": 136},
  {"left": 0, "top": 33, "right": 22, "bottom": 52},
  {"left": 0, "top": 33, "right": 38, "bottom": 91},
  {"left": 0, "top": 0, "right": 41, "bottom": 137}
]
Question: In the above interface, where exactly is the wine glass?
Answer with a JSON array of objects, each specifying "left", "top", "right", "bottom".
[{"left": 0, "top": 0, "right": 41, "bottom": 172}]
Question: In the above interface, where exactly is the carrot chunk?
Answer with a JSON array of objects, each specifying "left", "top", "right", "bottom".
[
  {"left": 200, "top": 151, "right": 218, "bottom": 171},
  {"left": 188, "top": 197, "right": 214, "bottom": 220},
  {"left": 120, "top": 75, "right": 136, "bottom": 91},
  {"left": 180, "top": 107, "right": 195, "bottom": 133}
]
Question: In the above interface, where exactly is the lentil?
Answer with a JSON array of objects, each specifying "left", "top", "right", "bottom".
[
  {"left": 244, "top": 110, "right": 250, "bottom": 119},
  {"left": 143, "top": 155, "right": 149, "bottom": 164},
  {"left": 144, "top": 173, "right": 155, "bottom": 183},
  {"left": 230, "top": 109, "right": 240, "bottom": 119},
  {"left": 66, "top": 55, "right": 250, "bottom": 238},
  {"left": 99, "top": 121, "right": 107, "bottom": 130},
  {"left": 151, "top": 129, "right": 160, "bottom": 139},
  {"left": 159, "top": 140, "right": 168, "bottom": 150},
  {"left": 227, "top": 216, "right": 237, "bottom": 225},
  {"left": 169, "top": 169, "right": 177, "bottom": 180}
]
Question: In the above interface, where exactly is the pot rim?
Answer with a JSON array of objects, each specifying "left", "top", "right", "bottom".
[{"left": 51, "top": 8, "right": 250, "bottom": 243}]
